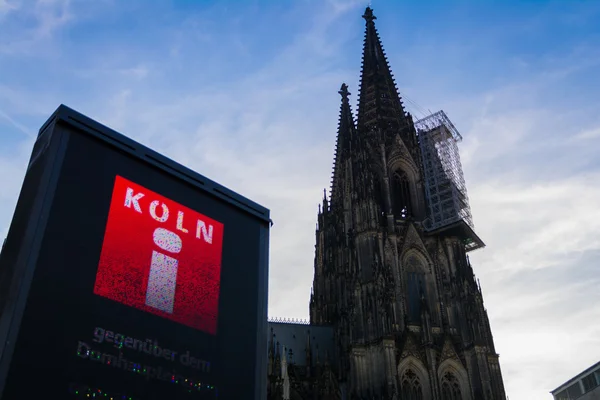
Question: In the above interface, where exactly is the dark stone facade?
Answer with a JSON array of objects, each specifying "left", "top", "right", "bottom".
[{"left": 268, "top": 7, "right": 507, "bottom": 400}]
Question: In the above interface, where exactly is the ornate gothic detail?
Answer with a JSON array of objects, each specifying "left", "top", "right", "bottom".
[
  {"left": 439, "top": 337, "right": 462, "bottom": 366},
  {"left": 400, "top": 224, "right": 431, "bottom": 264},
  {"left": 400, "top": 334, "right": 425, "bottom": 363}
]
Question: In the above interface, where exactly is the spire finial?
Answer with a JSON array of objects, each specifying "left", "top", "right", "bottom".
[
  {"left": 362, "top": 6, "right": 376, "bottom": 22},
  {"left": 338, "top": 83, "right": 350, "bottom": 99}
]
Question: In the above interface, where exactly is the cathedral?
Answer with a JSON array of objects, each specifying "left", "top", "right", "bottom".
[{"left": 267, "top": 7, "right": 507, "bottom": 400}]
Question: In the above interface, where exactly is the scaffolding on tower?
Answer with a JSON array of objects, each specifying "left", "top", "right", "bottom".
[{"left": 415, "top": 110, "right": 484, "bottom": 252}]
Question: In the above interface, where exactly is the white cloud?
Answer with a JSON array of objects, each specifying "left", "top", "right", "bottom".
[
  {"left": 118, "top": 65, "right": 149, "bottom": 80},
  {"left": 574, "top": 126, "right": 600, "bottom": 140},
  {"left": 471, "top": 174, "right": 600, "bottom": 268},
  {"left": 460, "top": 88, "right": 600, "bottom": 398}
]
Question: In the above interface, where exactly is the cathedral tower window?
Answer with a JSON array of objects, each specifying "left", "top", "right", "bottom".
[
  {"left": 441, "top": 372, "right": 462, "bottom": 400},
  {"left": 400, "top": 369, "right": 423, "bottom": 400},
  {"left": 392, "top": 170, "right": 412, "bottom": 218},
  {"left": 405, "top": 255, "right": 426, "bottom": 323}
]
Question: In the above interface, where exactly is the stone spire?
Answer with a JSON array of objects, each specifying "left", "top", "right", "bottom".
[
  {"left": 357, "top": 7, "right": 418, "bottom": 153},
  {"left": 330, "top": 83, "right": 356, "bottom": 203}
]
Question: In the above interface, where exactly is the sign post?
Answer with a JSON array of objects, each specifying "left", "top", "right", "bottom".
[{"left": 0, "top": 105, "right": 270, "bottom": 399}]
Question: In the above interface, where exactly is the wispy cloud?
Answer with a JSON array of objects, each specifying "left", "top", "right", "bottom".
[
  {"left": 0, "top": 109, "right": 34, "bottom": 137},
  {"left": 0, "top": 0, "right": 73, "bottom": 54},
  {"left": 0, "top": 0, "right": 19, "bottom": 16},
  {"left": 574, "top": 127, "right": 600, "bottom": 141},
  {"left": 118, "top": 65, "right": 149, "bottom": 80},
  {"left": 471, "top": 174, "right": 600, "bottom": 273},
  {"left": 0, "top": 84, "right": 61, "bottom": 117},
  {"left": 33, "top": 0, "right": 72, "bottom": 37}
]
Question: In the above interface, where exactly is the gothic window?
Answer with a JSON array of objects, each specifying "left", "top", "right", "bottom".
[
  {"left": 400, "top": 369, "right": 423, "bottom": 400},
  {"left": 407, "top": 272, "right": 423, "bottom": 321},
  {"left": 441, "top": 372, "right": 462, "bottom": 400},
  {"left": 373, "top": 178, "right": 386, "bottom": 224},
  {"left": 405, "top": 256, "right": 425, "bottom": 323},
  {"left": 392, "top": 170, "right": 412, "bottom": 219}
]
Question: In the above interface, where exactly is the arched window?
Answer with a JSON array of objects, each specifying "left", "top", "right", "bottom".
[
  {"left": 392, "top": 170, "right": 412, "bottom": 219},
  {"left": 373, "top": 178, "right": 386, "bottom": 225},
  {"left": 400, "top": 369, "right": 423, "bottom": 400},
  {"left": 441, "top": 372, "right": 462, "bottom": 400},
  {"left": 405, "top": 256, "right": 426, "bottom": 323}
]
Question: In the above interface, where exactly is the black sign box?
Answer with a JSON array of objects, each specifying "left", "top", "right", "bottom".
[{"left": 0, "top": 105, "right": 270, "bottom": 400}]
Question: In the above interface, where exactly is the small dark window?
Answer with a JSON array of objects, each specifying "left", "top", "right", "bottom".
[
  {"left": 406, "top": 256, "right": 425, "bottom": 322},
  {"left": 582, "top": 373, "right": 598, "bottom": 392},
  {"left": 392, "top": 170, "right": 412, "bottom": 218},
  {"left": 566, "top": 382, "right": 583, "bottom": 398},
  {"left": 407, "top": 272, "right": 424, "bottom": 321}
]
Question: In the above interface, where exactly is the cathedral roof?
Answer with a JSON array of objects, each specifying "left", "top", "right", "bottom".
[{"left": 268, "top": 321, "right": 336, "bottom": 369}]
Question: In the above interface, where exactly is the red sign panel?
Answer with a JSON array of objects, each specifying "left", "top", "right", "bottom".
[{"left": 94, "top": 175, "right": 224, "bottom": 335}]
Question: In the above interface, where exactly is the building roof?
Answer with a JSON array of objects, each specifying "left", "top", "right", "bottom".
[{"left": 550, "top": 360, "right": 600, "bottom": 394}]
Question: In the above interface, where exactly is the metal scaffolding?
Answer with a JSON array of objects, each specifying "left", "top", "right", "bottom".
[{"left": 415, "top": 110, "right": 474, "bottom": 233}]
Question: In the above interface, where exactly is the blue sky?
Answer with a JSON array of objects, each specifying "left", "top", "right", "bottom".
[{"left": 1, "top": 0, "right": 600, "bottom": 399}]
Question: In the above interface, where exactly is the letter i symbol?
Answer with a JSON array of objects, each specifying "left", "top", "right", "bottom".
[{"left": 145, "top": 228, "right": 182, "bottom": 314}]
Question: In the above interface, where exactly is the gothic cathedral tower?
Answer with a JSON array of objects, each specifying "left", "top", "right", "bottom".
[{"left": 309, "top": 7, "right": 507, "bottom": 400}]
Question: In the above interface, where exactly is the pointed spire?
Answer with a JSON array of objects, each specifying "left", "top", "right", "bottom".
[
  {"left": 357, "top": 7, "right": 415, "bottom": 147},
  {"left": 330, "top": 83, "right": 357, "bottom": 203},
  {"left": 281, "top": 345, "right": 291, "bottom": 400},
  {"left": 362, "top": 6, "right": 376, "bottom": 22},
  {"left": 269, "top": 327, "right": 275, "bottom": 357}
]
